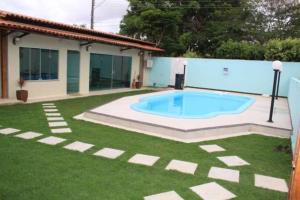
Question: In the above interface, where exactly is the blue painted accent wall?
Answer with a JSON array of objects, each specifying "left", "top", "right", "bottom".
[
  {"left": 147, "top": 57, "right": 171, "bottom": 87},
  {"left": 288, "top": 78, "right": 300, "bottom": 151},
  {"left": 146, "top": 57, "right": 300, "bottom": 97}
]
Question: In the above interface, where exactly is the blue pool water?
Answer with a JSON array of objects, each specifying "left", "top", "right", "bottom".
[{"left": 131, "top": 91, "right": 255, "bottom": 118}]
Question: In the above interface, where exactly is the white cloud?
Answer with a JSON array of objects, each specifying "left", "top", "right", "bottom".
[{"left": 0, "top": 0, "right": 129, "bottom": 33}]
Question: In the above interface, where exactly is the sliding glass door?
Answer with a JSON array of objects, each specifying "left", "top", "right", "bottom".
[
  {"left": 89, "top": 53, "right": 131, "bottom": 91},
  {"left": 112, "top": 56, "right": 132, "bottom": 88},
  {"left": 90, "top": 54, "right": 113, "bottom": 90}
]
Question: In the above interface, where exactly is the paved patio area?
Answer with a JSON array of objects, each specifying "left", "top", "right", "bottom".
[{"left": 77, "top": 88, "right": 291, "bottom": 143}]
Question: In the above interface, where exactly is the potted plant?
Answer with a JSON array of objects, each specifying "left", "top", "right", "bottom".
[
  {"left": 16, "top": 78, "right": 28, "bottom": 102},
  {"left": 135, "top": 74, "right": 142, "bottom": 89}
]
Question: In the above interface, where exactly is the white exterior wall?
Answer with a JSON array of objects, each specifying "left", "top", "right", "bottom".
[{"left": 7, "top": 33, "right": 141, "bottom": 100}]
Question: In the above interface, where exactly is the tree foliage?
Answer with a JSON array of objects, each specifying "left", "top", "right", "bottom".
[
  {"left": 120, "top": 0, "right": 300, "bottom": 58},
  {"left": 215, "top": 40, "right": 265, "bottom": 60},
  {"left": 264, "top": 38, "right": 300, "bottom": 61}
]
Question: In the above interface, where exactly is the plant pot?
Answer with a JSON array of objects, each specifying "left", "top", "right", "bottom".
[
  {"left": 16, "top": 90, "right": 28, "bottom": 102},
  {"left": 135, "top": 81, "right": 142, "bottom": 89}
]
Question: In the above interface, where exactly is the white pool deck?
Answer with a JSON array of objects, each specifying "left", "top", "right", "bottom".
[{"left": 75, "top": 88, "right": 292, "bottom": 143}]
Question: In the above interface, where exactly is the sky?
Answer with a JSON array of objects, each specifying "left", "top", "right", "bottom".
[{"left": 0, "top": 0, "right": 129, "bottom": 33}]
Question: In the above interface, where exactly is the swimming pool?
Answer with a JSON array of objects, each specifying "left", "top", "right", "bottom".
[{"left": 131, "top": 91, "right": 255, "bottom": 118}]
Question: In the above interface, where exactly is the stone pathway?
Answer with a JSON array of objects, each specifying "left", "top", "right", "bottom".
[
  {"left": 217, "top": 156, "right": 250, "bottom": 167},
  {"left": 165, "top": 159, "right": 198, "bottom": 175},
  {"left": 208, "top": 166, "right": 240, "bottom": 183},
  {"left": 144, "top": 191, "right": 184, "bottom": 200},
  {"left": 0, "top": 126, "right": 290, "bottom": 199},
  {"left": 42, "top": 103, "right": 72, "bottom": 133},
  {"left": 190, "top": 182, "right": 236, "bottom": 200},
  {"left": 128, "top": 153, "right": 160, "bottom": 166}
]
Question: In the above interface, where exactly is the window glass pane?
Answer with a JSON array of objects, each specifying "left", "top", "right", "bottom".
[
  {"left": 89, "top": 54, "right": 112, "bottom": 90},
  {"left": 112, "top": 56, "right": 132, "bottom": 88},
  {"left": 20, "top": 47, "right": 30, "bottom": 80},
  {"left": 41, "top": 49, "right": 50, "bottom": 80},
  {"left": 50, "top": 50, "right": 58, "bottom": 79},
  {"left": 30, "top": 48, "right": 41, "bottom": 80},
  {"left": 112, "top": 56, "right": 123, "bottom": 88},
  {"left": 123, "top": 56, "right": 132, "bottom": 87},
  {"left": 41, "top": 49, "right": 58, "bottom": 80}
]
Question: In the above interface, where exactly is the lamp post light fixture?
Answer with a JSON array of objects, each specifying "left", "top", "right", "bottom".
[
  {"left": 268, "top": 60, "right": 283, "bottom": 123},
  {"left": 275, "top": 64, "right": 283, "bottom": 99},
  {"left": 182, "top": 60, "right": 188, "bottom": 89}
]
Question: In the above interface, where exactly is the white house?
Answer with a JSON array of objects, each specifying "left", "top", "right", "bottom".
[{"left": 0, "top": 10, "right": 162, "bottom": 101}]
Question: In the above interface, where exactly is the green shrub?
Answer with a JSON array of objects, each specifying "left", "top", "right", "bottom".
[
  {"left": 182, "top": 49, "right": 201, "bottom": 58},
  {"left": 215, "top": 40, "right": 265, "bottom": 60},
  {"left": 264, "top": 38, "right": 300, "bottom": 61}
]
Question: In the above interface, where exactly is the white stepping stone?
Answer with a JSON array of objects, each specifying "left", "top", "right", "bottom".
[
  {"left": 48, "top": 121, "right": 68, "bottom": 127},
  {"left": 208, "top": 167, "right": 239, "bottom": 183},
  {"left": 63, "top": 141, "right": 94, "bottom": 152},
  {"left": 42, "top": 103, "right": 55, "bottom": 106},
  {"left": 128, "top": 153, "right": 160, "bottom": 166},
  {"left": 0, "top": 128, "right": 20, "bottom": 135},
  {"left": 144, "top": 191, "right": 184, "bottom": 200},
  {"left": 165, "top": 159, "right": 198, "bottom": 175},
  {"left": 190, "top": 182, "right": 236, "bottom": 200},
  {"left": 94, "top": 147, "right": 125, "bottom": 159},
  {"left": 44, "top": 109, "right": 58, "bottom": 112},
  {"left": 199, "top": 144, "right": 225, "bottom": 153},
  {"left": 217, "top": 156, "right": 250, "bottom": 167},
  {"left": 51, "top": 128, "right": 72, "bottom": 134},
  {"left": 254, "top": 174, "right": 288, "bottom": 192},
  {"left": 46, "top": 113, "right": 61, "bottom": 117},
  {"left": 38, "top": 136, "right": 66, "bottom": 145},
  {"left": 43, "top": 105, "right": 56, "bottom": 108},
  {"left": 47, "top": 117, "right": 64, "bottom": 121},
  {"left": 15, "top": 131, "right": 42, "bottom": 139}
]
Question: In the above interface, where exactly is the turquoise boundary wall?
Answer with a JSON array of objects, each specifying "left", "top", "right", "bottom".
[
  {"left": 288, "top": 78, "right": 300, "bottom": 151},
  {"left": 146, "top": 57, "right": 300, "bottom": 97}
]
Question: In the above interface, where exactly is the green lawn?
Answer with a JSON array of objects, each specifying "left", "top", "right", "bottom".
[{"left": 0, "top": 90, "right": 292, "bottom": 200}]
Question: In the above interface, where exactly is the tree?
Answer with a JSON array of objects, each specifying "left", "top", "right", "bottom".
[{"left": 120, "top": 0, "right": 300, "bottom": 56}]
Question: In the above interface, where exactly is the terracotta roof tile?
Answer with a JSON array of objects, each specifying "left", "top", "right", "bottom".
[{"left": 0, "top": 10, "right": 163, "bottom": 52}]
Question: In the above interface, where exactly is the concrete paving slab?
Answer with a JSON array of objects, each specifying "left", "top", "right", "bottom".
[
  {"left": 94, "top": 147, "right": 125, "bottom": 159},
  {"left": 44, "top": 109, "right": 58, "bottom": 112},
  {"left": 254, "top": 174, "right": 288, "bottom": 192},
  {"left": 63, "top": 141, "right": 94, "bottom": 152},
  {"left": 48, "top": 121, "right": 68, "bottom": 127},
  {"left": 43, "top": 105, "right": 56, "bottom": 108},
  {"left": 208, "top": 167, "right": 239, "bottom": 183},
  {"left": 47, "top": 117, "right": 64, "bottom": 121},
  {"left": 165, "top": 159, "right": 198, "bottom": 175},
  {"left": 15, "top": 131, "right": 42, "bottom": 139},
  {"left": 199, "top": 144, "right": 225, "bottom": 153},
  {"left": 46, "top": 113, "right": 61, "bottom": 116},
  {"left": 217, "top": 156, "right": 250, "bottom": 167},
  {"left": 38, "top": 136, "right": 66, "bottom": 145},
  {"left": 42, "top": 103, "right": 55, "bottom": 106},
  {"left": 128, "top": 153, "right": 160, "bottom": 166},
  {"left": 190, "top": 182, "right": 236, "bottom": 200},
  {"left": 0, "top": 128, "right": 20, "bottom": 135},
  {"left": 51, "top": 128, "right": 72, "bottom": 133},
  {"left": 144, "top": 191, "right": 184, "bottom": 200}
]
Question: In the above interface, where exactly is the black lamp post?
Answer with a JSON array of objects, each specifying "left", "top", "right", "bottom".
[
  {"left": 182, "top": 60, "right": 188, "bottom": 89},
  {"left": 275, "top": 71, "right": 281, "bottom": 99},
  {"left": 268, "top": 60, "right": 283, "bottom": 123}
]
